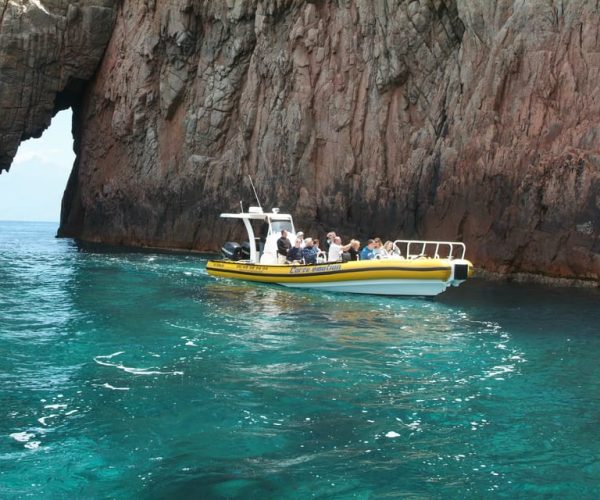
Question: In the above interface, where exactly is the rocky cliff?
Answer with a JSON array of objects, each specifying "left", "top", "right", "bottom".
[
  {"left": 1, "top": 0, "right": 598, "bottom": 282},
  {"left": 0, "top": 0, "right": 116, "bottom": 167}
]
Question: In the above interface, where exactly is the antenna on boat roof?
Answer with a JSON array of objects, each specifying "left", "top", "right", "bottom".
[
  {"left": 248, "top": 175, "right": 262, "bottom": 210},
  {"left": 239, "top": 200, "right": 244, "bottom": 212}
]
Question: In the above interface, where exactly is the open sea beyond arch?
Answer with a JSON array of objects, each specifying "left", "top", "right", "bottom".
[{"left": 1, "top": 221, "right": 599, "bottom": 498}]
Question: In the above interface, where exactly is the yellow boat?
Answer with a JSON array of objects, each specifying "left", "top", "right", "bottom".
[{"left": 206, "top": 207, "right": 474, "bottom": 296}]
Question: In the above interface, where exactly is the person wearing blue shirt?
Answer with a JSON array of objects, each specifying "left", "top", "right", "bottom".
[
  {"left": 302, "top": 238, "right": 318, "bottom": 264},
  {"left": 360, "top": 239, "right": 376, "bottom": 260}
]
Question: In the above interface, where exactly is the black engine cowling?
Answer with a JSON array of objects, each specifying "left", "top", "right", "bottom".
[
  {"left": 221, "top": 242, "right": 243, "bottom": 261},
  {"left": 240, "top": 241, "right": 251, "bottom": 260}
]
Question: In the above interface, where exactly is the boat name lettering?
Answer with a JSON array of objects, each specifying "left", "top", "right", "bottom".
[
  {"left": 235, "top": 264, "right": 265, "bottom": 273},
  {"left": 289, "top": 264, "right": 342, "bottom": 274}
]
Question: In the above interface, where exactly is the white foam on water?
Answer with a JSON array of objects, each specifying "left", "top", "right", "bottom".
[
  {"left": 95, "top": 352, "right": 125, "bottom": 363},
  {"left": 185, "top": 341, "right": 197, "bottom": 346},
  {"left": 44, "top": 404, "right": 67, "bottom": 410},
  {"left": 94, "top": 352, "right": 183, "bottom": 376},
  {"left": 167, "top": 322, "right": 198, "bottom": 332},
  {"left": 64, "top": 410, "right": 78, "bottom": 416},
  {"left": 24, "top": 441, "right": 41, "bottom": 450},
  {"left": 10, "top": 432, "right": 35, "bottom": 443},
  {"left": 95, "top": 383, "right": 130, "bottom": 391},
  {"left": 121, "top": 366, "right": 183, "bottom": 376},
  {"left": 37, "top": 415, "right": 58, "bottom": 426},
  {"left": 385, "top": 431, "right": 400, "bottom": 438},
  {"left": 484, "top": 365, "right": 514, "bottom": 378},
  {"left": 406, "top": 421, "right": 421, "bottom": 431}
]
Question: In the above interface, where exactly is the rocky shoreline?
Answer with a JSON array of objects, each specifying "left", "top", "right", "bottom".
[{"left": 474, "top": 269, "right": 600, "bottom": 289}]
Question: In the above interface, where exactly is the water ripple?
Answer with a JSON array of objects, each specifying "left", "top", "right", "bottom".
[
  {"left": 94, "top": 352, "right": 184, "bottom": 376},
  {"left": 1, "top": 223, "right": 599, "bottom": 498}
]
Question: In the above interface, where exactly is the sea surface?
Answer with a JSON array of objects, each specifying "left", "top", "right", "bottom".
[{"left": 1, "top": 221, "right": 599, "bottom": 499}]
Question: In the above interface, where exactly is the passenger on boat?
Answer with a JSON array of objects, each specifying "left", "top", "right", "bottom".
[
  {"left": 327, "top": 236, "right": 343, "bottom": 262},
  {"left": 296, "top": 232, "right": 305, "bottom": 248},
  {"left": 372, "top": 238, "right": 383, "bottom": 257},
  {"left": 381, "top": 240, "right": 396, "bottom": 257},
  {"left": 347, "top": 239, "right": 361, "bottom": 261},
  {"left": 258, "top": 221, "right": 269, "bottom": 254},
  {"left": 286, "top": 238, "right": 304, "bottom": 263},
  {"left": 360, "top": 239, "right": 376, "bottom": 260},
  {"left": 325, "top": 231, "right": 337, "bottom": 252},
  {"left": 313, "top": 239, "right": 322, "bottom": 253},
  {"left": 302, "top": 238, "right": 319, "bottom": 264},
  {"left": 312, "top": 238, "right": 325, "bottom": 263},
  {"left": 276, "top": 230, "right": 291, "bottom": 264}
]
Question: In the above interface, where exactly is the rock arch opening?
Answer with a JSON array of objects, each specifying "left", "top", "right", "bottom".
[{"left": 0, "top": 110, "right": 75, "bottom": 224}]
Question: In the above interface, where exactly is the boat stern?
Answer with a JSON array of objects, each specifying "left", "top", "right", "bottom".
[{"left": 449, "top": 259, "right": 474, "bottom": 286}]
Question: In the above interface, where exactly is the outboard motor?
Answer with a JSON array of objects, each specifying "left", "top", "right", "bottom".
[
  {"left": 221, "top": 241, "right": 242, "bottom": 261},
  {"left": 450, "top": 261, "right": 471, "bottom": 286},
  {"left": 240, "top": 241, "right": 252, "bottom": 260}
]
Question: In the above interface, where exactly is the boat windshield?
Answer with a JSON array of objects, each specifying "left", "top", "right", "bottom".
[{"left": 271, "top": 219, "right": 293, "bottom": 234}]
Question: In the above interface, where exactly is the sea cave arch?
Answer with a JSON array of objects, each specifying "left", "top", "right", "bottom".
[{"left": 0, "top": 109, "right": 75, "bottom": 224}]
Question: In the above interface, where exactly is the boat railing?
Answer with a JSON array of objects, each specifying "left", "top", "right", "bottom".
[{"left": 392, "top": 240, "right": 466, "bottom": 260}]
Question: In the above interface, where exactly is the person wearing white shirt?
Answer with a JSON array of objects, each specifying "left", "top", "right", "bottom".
[{"left": 328, "top": 236, "right": 344, "bottom": 262}]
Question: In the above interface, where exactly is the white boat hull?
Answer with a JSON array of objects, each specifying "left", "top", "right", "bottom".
[{"left": 278, "top": 278, "right": 453, "bottom": 296}]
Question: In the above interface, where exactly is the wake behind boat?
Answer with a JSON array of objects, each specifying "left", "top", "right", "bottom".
[{"left": 206, "top": 207, "right": 474, "bottom": 296}]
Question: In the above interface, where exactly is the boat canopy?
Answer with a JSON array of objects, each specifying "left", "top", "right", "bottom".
[
  {"left": 220, "top": 207, "right": 296, "bottom": 263},
  {"left": 220, "top": 213, "right": 290, "bottom": 221}
]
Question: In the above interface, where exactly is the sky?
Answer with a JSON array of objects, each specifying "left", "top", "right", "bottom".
[{"left": 0, "top": 110, "right": 74, "bottom": 222}]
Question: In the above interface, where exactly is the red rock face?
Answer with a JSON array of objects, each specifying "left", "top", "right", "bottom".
[{"left": 1, "top": 1, "right": 599, "bottom": 282}]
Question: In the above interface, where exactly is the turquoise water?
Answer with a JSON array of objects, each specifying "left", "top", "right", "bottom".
[{"left": 1, "top": 221, "right": 599, "bottom": 498}]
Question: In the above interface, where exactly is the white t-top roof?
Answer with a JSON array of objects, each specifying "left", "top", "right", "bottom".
[{"left": 220, "top": 212, "right": 293, "bottom": 221}]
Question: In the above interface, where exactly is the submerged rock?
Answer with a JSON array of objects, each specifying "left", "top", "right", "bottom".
[{"left": 0, "top": 1, "right": 598, "bottom": 282}]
